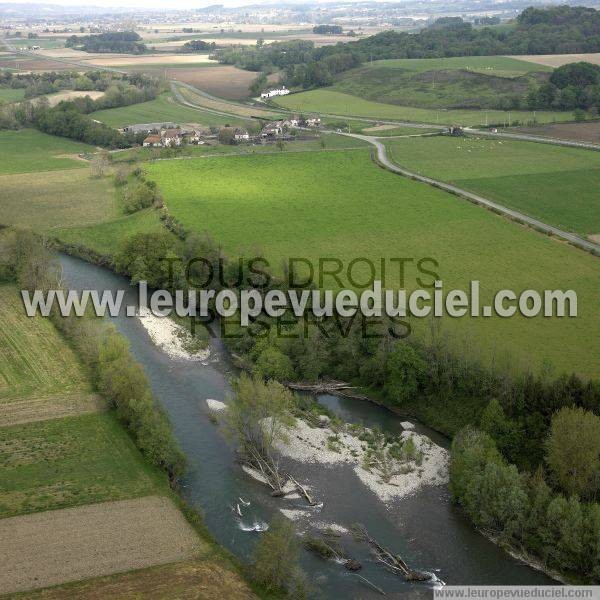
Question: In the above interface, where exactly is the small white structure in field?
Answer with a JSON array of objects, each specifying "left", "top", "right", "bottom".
[{"left": 260, "top": 86, "right": 290, "bottom": 99}]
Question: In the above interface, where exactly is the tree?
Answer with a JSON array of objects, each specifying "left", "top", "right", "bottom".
[
  {"left": 90, "top": 152, "right": 109, "bottom": 178},
  {"left": 252, "top": 515, "right": 302, "bottom": 592},
  {"left": 480, "top": 398, "right": 521, "bottom": 462},
  {"left": 384, "top": 341, "right": 427, "bottom": 405},
  {"left": 254, "top": 346, "right": 294, "bottom": 381},
  {"left": 545, "top": 406, "right": 600, "bottom": 499}
]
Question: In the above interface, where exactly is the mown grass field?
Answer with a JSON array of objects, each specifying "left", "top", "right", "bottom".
[
  {"left": 91, "top": 93, "right": 252, "bottom": 129},
  {"left": 146, "top": 150, "right": 599, "bottom": 377},
  {"left": 0, "top": 285, "right": 89, "bottom": 401},
  {"left": 275, "top": 89, "right": 577, "bottom": 126},
  {"left": 384, "top": 136, "right": 600, "bottom": 236},
  {"left": 0, "top": 129, "right": 95, "bottom": 174},
  {"left": 0, "top": 168, "right": 117, "bottom": 230},
  {"left": 54, "top": 209, "right": 168, "bottom": 256},
  {"left": 0, "top": 412, "right": 168, "bottom": 518}
]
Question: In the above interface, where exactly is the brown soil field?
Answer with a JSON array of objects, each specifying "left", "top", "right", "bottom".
[
  {"left": 589, "top": 234, "right": 600, "bottom": 243},
  {"left": 512, "top": 121, "right": 600, "bottom": 144},
  {"left": 510, "top": 53, "right": 600, "bottom": 67},
  {"left": 45, "top": 90, "right": 104, "bottom": 107},
  {"left": 160, "top": 66, "right": 257, "bottom": 99},
  {"left": 82, "top": 54, "right": 213, "bottom": 67},
  {"left": 17, "top": 559, "right": 256, "bottom": 600},
  {"left": 0, "top": 496, "right": 204, "bottom": 595},
  {"left": 0, "top": 393, "right": 106, "bottom": 427}
]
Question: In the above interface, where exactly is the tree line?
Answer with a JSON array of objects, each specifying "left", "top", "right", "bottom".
[
  {"left": 66, "top": 31, "right": 146, "bottom": 54},
  {"left": 0, "top": 72, "right": 161, "bottom": 148},
  {"left": 213, "top": 6, "right": 600, "bottom": 92}
]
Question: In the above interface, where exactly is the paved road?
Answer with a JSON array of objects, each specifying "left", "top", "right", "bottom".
[
  {"left": 340, "top": 132, "right": 600, "bottom": 256},
  {"left": 465, "top": 127, "right": 600, "bottom": 151}
]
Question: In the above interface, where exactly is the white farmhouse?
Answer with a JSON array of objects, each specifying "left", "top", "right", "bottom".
[{"left": 260, "top": 86, "right": 290, "bottom": 99}]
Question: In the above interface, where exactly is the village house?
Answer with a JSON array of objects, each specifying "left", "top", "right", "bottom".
[
  {"left": 260, "top": 86, "right": 290, "bottom": 100},
  {"left": 160, "top": 128, "right": 183, "bottom": 147},
  {"left": 305, "top": 116, "right": 321, "bottom": 128},
  {"left": 142, "top": 134, "right": 162, "bottom": 147},
  {"left": 261, "top": 121, "right": 284, "bottom": 138},
  {"left": 233, "top": 128, "right": 250, "bottom": 141},
  {"left": 283, "top": 115, "right": 300, "bottom": 128}
]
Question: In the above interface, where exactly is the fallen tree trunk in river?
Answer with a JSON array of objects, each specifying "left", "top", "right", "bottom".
[
  {"left": 353, "top": 524, "right": 432, "bottom": 582},
  {"left": 285, "top": 380, "right": 370, "bottom": 401}
]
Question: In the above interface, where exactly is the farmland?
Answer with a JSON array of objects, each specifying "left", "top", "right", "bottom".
[
  {"left": 0, "top": 129, "right": 94, "bottom": 175},
  {"left": 91, "top": 93, "right": 252, "bottom": 129},
  {"left": 384, "top": 136, "right": 600, "bottom": 236},
  {"left": 146, "top": 149, "right": 599, "bottom": 377},
  {"left": 0, "top": 168, "right": 117, "bottom": 230},
  {"left": 275, "top": 89, "right": 576, "bottom": 126},
  {"left": 0, "top": 285, "right": 89, "bottom": 401},
  {"left": 0, "top": 412, "right": 168, "bottom": 518}
]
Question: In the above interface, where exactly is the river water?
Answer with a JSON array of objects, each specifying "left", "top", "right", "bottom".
[{"left": 60, "top": 254, "right": 555, "bottom": 598}]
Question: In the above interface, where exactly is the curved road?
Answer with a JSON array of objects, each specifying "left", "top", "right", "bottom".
[{"left": 340, "top": 132, "right": 600, "bottom": 256}]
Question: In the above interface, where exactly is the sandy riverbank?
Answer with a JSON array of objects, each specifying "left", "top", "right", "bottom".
[{"left": 138, "top": 308, "right": 210, "bottom": 361}]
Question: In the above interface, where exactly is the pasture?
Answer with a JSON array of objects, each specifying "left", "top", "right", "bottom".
[
  {"left": 146, "top": 150, "right": 599, "bottom": 377},
  {"left": 384, "top": 136, "right": 600, "bottom": 236},
  {"left": 0, "top": 412, "right": 168, "bottom": 518},
  {"left": 0, "top": 285, "right": 89, "bottom": 402},
  {"left": 0, "top": 129, "right": 94, "bottom": 175},
  {"left": 0, "top": 168, "right": 117, "bottom": 230},
  {"left": 91, "top": 93, "right": 251, "bottom": 129},
  {"left": 511, "top": 53, "right": 600, "bottom": 68},
  {"left": 275, "top": 89, "right": 576, "bottom": 126}
]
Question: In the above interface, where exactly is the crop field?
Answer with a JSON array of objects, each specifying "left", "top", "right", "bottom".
[
  {"left": 0, "top": 129, "right": 94, "bottom": 175},
  {"left": 512, "top": 121, "right": 600, "bottom": 144},
  {"left": 0, "top": 285, "right": 89, "bottom": 402},
  {"left": 131, "top": 65, "right": 259, "bottom": 100},
  {"left": 384, "top": 136, "right": 600, "bottom": 236},
  {"left": 0, "top": 412, "right": 168, "bottom": 518},
  {"left": 146, "top": 150, "right": 599, "bottom": 377},
  {"left": 511, "top": 53, "right": 600, "bottom": 68},
  {"left": 368, "top": 56, "right": 552, "bottom": 75},
  {"left": 275, "top": 89, "right": 576, "bottom": 126},
  {"left": 0, "top": 168, "right": 117, "bottom": 230},
  {"left": 20, "top": 558, "right": 255, "bottom": 600},
  {"left": 0, "top": 496, "right": 202, "bottom": 595},
  {"left": 91, "top": 93, "right": 251, "bottom": 129},
  {"left": 176, "top": 84, "right": 282, "bottom": 119}
]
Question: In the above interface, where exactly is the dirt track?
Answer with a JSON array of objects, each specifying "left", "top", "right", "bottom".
[{"left": 0, "top": 496, "right": 204, "bottom": 595}]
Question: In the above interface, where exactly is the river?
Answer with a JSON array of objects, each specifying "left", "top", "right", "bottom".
[{"left": 59, "top": 254, "right": 555, "bottom": 598}]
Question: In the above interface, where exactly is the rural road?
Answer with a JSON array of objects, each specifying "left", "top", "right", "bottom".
[
  {"left": 340, "top": 132, "right": 600, "bottom": 255},
  {"left": 465, "top": 127, "right": 600, "bottom": 151}
]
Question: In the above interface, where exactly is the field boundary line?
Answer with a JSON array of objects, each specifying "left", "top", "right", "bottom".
[{"left": 339, "top": 131, "right": 600, "bottom": 256}]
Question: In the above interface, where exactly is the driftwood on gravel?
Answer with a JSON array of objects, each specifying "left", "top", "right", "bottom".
[
  {"left": 284, "top": 380, "right": 370, "bottom": 401},
  {"left": 352, "top": 525, "right": 432, "bottom": 582}
]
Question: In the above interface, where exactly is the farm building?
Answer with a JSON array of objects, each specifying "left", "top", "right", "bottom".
[
  {"left": 234, "top": 128, "right": 250, "bottom": 141},
  {"left": 123, "top": 122, "right": 178, "bottom": 134},
  {"left": 161, "top": 128, "right": 183, "bottom": 147},
  {"left": 143, "top": 134, "right": 162, "bottom": 147},
  {"left": 260, "top": 86, "right": 290, "bottom": 99}
]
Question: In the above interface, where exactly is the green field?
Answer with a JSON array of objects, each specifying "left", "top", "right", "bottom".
[
  {"left": 91, "top": 93, "right": 251, "bottom": 129},
  {"left": 276, "top": 89, "right": 577, "bottom": 126},
  {"left": 0, "top": 168, "right": 117, "bottom": 230},
  {"left": 145, "top": 150, "right": 599, "bottom": 377},
  {"left": 0, "top": 87, "right": 25, "bottom": 104},
  {"left": 0, "top": 285, "right": 89, "bottom": 401},
  {"left": 0, "top": 129, "right": 94, "bottom": 174},
  {"left": 0, "top": 412, "right": 167, "bottom": 518},
  {"left": 384, "top": 136, "right": 600, "bottom": 236},
  {"left": 55, "top": 209, "right": 169, "bottom": 256}
]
